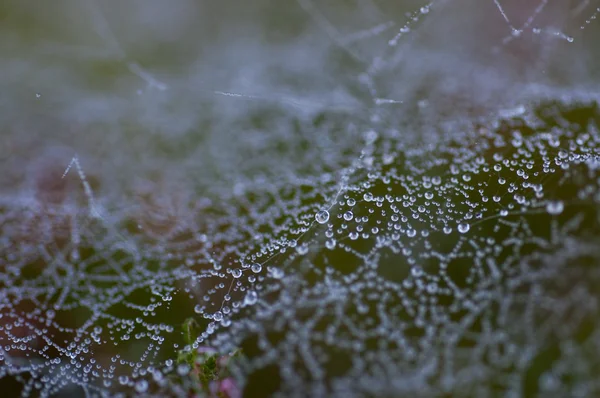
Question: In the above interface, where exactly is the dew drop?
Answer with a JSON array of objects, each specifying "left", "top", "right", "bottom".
[
  {"left": 296, "top": 244, "right": 309, "bottom": 255},
  {"left": 231, "top": 268, "right": 242, "bottom": 278},
  {"left": 343, "top": 211, "right": 354, "bottom": 221},
  {"left": 177, "top": 364, "right": 190, "bottom": 376},
  {"left": 457, "top": 223, "right": 470, "bottom": 234},
  {"left": 426, "top": 283, "right": 438, "bottom": 294},
  {"left": 546, "top": 200, "right": 564, "bottom": 215},
  {"left": 135, "top": 380, "right": 148, "bottom": 393},
  {"left": 315, "top": 210, "right": 330, "bottom": 224},
  {"left": 270, "top": 267, "right": 284, "bottom": 279},
  {"left": 251, "top": 263, "right": 262, "bottom": 273}
]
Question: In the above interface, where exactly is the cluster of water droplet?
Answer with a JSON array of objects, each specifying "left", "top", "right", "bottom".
[
  {"left": 1, "top": 1, "right": 600, "bottom": 397},
  {"left": 198, "top": 98, "right": 600, "bottom": 397}
]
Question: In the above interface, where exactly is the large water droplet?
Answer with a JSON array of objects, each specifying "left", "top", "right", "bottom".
[
  {"left": 315, "top": 210, "right": 330, "bottom": 224},
  {"left": 457, "top": 223, "right": 470, "bottom": 234},
  {"left": 135, "top": 380, "right": 148, "bottom": 393},
  {"left": 251, "top": 263, "right": 262, "bottom": 273},
  {"left": 231, "top": 268, "right": 242, "bottom": 278},
  {"left": 546, "top": 200, "right": 564, "bottom": 215}
]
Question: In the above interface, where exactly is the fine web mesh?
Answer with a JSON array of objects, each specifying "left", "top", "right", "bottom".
[{"left": 1, "top": 0, "right": 600, "bottom": 396}]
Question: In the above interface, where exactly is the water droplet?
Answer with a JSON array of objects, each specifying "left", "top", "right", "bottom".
[
  {"left": 443, "top": 226, "right": 452, "bottom": 234},
  {"left": 546, "top": 200, "right": 564, "bottom": 215},
  {"left": 135, "top": 380, "right": 148, "bottom": 393},
  {"left": 343, "top": 211, "right": 354, "bottom": 221},
  {"left": 231, "top": 268, "right": 242, "bottom": 278},
  {"left": 177, "top": 364, "right": 190, "bottom": 376},
  {"left": 315, "top": 210, "right": 330, "bottom": 224},
  {"left": 458, "top": 223, "right": 470, "bottom": 234},
  {"left": 426, "top": 283, "right": 438, "bottom": 294},
  {"left": 152, "top": 371, "right": 164, "bottom": 382},
  {"left": 364, "top": 130, "right": 378, "bottom": 144},
  {"left": 270, "top": 267, "right": 284, "bottom": 279},
  {"left": 244, "top": 291, "right": 258, "bottom": 306},
  {"left": 411, "top": 266, "right": 423, "bottom": 277},
  {"left": 251, "top": 263, "right": 262, "bottom": 273},
  {"left": 296, "top": 244, "right": 309, "bottom": 255}
]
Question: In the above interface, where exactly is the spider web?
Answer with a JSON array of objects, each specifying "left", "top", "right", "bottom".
[{"left": 1, "top": 0, "right": 600, "bottom": 396}]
